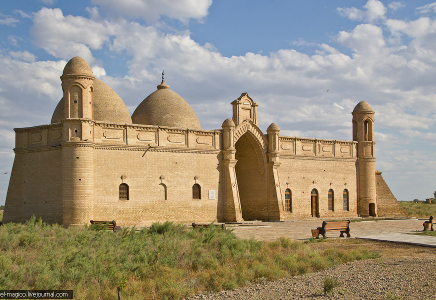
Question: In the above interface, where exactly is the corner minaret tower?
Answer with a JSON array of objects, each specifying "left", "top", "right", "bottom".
[
  {"left": 60, "top": 57, "right": 95, "bottom": 121},
  {"left": 352, "top": 101, "right": 377, "bottom": 217},
  {"left": 60, "top": 57, "right": 95, "bottom": 226}
]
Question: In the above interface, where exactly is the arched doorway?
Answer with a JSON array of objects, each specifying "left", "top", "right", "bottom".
[
  {"left": 311, "top": 189, "right": 319, "bottom": 217},
  {"left": 235, "top": 132, "right": 267, "bottom": 220}
]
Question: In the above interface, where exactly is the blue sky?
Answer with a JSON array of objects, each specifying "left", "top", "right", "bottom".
[{"left": 1, "top": 0, "right": 436, "bottom": 205}]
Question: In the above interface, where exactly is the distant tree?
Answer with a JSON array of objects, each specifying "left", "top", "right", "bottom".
[
  {"left": 413, "top": 199, "right": 419, "bottom": 203},
  {"left": 0, "top": 205, "right": 4, "bottom": 210}
]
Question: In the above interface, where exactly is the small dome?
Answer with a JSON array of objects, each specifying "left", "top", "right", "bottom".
[
  {"left": 222, "top": 118, "right": 235, "bottom": 128},
  {"left": 267, "top": 123, "right": 280, "bottom": 132},
  {"left": 353, "top": 101, "right": 374, "bottom": 113},
  {"left": 62, "top": 57, "right": 93, "bottom": 77},
  {"left": 132, "top": 73, "right": 201, "bottom": 130},
  {"left": 51, "top": 78, "right": 132, "bottom": 124}
]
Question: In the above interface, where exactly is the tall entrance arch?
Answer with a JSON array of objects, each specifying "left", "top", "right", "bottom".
[
  {"left": 220, "top": 93, "right": 284, "bottom": 222},
  {"left": 235, "top": 132, "right": 268, "bottom": 220}
]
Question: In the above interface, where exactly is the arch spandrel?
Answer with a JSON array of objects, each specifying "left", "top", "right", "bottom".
[
  {"left": 233, "top": 120, "right": 268, "bottom": 175},
  {"left": 233, "top": 120, "right": 267, "bottom": 152}
]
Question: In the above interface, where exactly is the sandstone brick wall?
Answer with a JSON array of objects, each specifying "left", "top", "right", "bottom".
[
  {"left": 92, "top": 148, "right": 221, "bottom": 226},
  {"left": 3, "top": 149, "right": 63, "bottom": 224},
  {"left": 277, "top": 157, "right": 358, "bottom": 220},
  {"left": 376, "top": 171, "right": 407, "bottom": 217}
]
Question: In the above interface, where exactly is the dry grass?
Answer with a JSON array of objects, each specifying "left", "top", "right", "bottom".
[
  {"left": 399, "top": 201, "right": 436, "bottom": 218},
  {"left": 0, "top": 218, "right": 380, "bottom": 300}
]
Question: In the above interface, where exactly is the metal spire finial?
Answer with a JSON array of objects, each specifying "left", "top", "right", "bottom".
[{"left": 157, "top": 69, "right": 170, "bottom": 90}]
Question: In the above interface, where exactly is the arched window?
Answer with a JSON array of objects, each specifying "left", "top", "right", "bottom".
[
  {"left": 364, "top": 119, "right": 372, "bottom": 141},
  {"left": 328, "top": 189, "right": 334, "bottom": 211},
  {"left": 352, "top": 120, "right": 358, "bottom": 141},
  {"left": 311, "top": 189, "right": 319, "bottom": 218},
  {"left": 284, "top": 189, "right": 292, "bottom": 212},
  {"left": 160, "top": 183, "right": 167, "bottom": 200},
  {"left": 192, "top": 184, "right": 201, "bottom": 199},
  {"left": 119, "top": 183, "right": 129, "bottom": 200},
  {"left": 343, "top": 189, "right": 349, "bottom": 211}
]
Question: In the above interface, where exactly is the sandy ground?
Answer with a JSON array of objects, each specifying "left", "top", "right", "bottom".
[{"left": 187, "top": 219, "right": 436, "bottom": 299}]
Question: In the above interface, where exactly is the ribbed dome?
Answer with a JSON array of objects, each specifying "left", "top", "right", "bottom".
[
  {"left": 62, "top": 57, "right": 93, "bottom": 77},
  {"left": 132, "top": 74, "right": 201, "bottom": 130},
  {"left": 51, "top": 78, "right": 132, "bottom": 124},
  {"left": 353, "top": 101, "right": 374, "bottom": 113}
]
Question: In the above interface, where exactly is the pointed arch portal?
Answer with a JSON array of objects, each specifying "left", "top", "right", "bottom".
[
  {"left": 235, "top": 132, "right": 268, "bottom": 220},
  {"left": 221, "top": 119, "right": 282, "bottom": 222}
]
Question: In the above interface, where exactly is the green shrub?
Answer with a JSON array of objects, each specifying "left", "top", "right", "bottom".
[{"left": 324, "top": 277, "right": 340, "bottom": 294}]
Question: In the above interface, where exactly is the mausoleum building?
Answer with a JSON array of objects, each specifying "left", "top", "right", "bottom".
[{"left": 3, "top": 57, "right": 406, "bottom": 226}]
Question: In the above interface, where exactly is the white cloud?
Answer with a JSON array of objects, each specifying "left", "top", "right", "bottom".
[
  {"left": 31, "top": 8, "right": 115, "bottom": 62},
  {"left": 91, "top": 0, "right": 213, "bottom": 23},
  {"left": 92, "top": 66, "right": 107, "bottom": 78},
  {"left": 0, "top": 16, "right": 19, "bottom": 26},
  {"left": 40, "top": 0, "right": 56, "bottom": 4},
  {"left": 386, "top": 17, "right": 434, "bottom": 38},
  {"left": 338, "top": 0, "right": 386, "bottom": 22},
  {"left": 388, "top": 2, "right": 405, "bottom": 11},
  {"left": 9, "top": 51, "right": 36, "bottom": 63},
  {"left": 337, "top": 24, "right": 386, "bottom": 57},
  {"left": 417, "top": 3, "right": 436, "bottom": 14},
  {"left": 14, "top": 10, "right": 32, "bottom": 19}
]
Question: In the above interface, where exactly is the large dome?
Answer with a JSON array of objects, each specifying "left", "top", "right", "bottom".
[
  {"left": 62, "top": 56, "right": 93, "bottom": 77},
  {"left": 131, "top": 74, "right": 201, "bottom": 130},
  {"left": 51, "top": 78, "right": 132, "bottom": 124}
]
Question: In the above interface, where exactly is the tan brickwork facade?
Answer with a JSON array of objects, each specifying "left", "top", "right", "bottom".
[
  {"left": 3, "top": 57, "right": 406, "bottom": 226},
  {"left": 376, "top": 170, "right": 407, "bottom": 217}
]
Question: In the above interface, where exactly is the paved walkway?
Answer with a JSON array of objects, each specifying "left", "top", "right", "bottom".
[
  {"left": 226, "top": 218, "right": 436, "bottom": 247},
  {"left": 356, "top": 233, "right": 436, "bottom": 247}
]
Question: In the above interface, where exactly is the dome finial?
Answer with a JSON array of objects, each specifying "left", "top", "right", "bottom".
[{"left": 157, "top": 69, "right": 170, "bottom": 90}]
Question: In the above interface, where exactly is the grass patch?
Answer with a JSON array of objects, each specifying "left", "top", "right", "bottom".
[
  {"left": 415, "top": 230, "right": 436, "bottom": 237},
  {"left": 399, "top": 201, "right": 436, "bottom": 218},
  {"left": 0, "top": 217, "right": 380, "bottom": 300}
]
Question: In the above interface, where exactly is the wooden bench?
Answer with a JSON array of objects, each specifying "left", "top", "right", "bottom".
[
  {"left": 313, "top": 220, "right": 350, "bottom": 239},
  {"left": 192, "top": 223, "right": 226, "bottom": 230},
  {"left": 90, "top": 220, "right": 120, "bottom": 232},
  {"left": 423, "top": 216, "right": 434, "bottom": 231}
]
